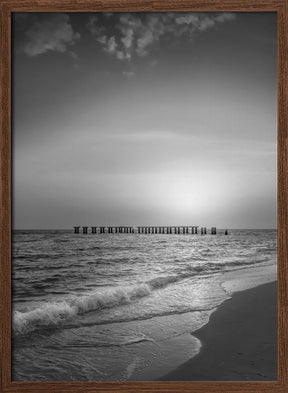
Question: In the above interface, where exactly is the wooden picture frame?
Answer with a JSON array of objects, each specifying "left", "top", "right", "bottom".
[{"left": 1, "top": 0, "right": 287, "bottom": 392}]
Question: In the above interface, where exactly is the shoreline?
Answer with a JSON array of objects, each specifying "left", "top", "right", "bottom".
[{"left": 158, "top": 281, "right": 277, "bottom": 381}]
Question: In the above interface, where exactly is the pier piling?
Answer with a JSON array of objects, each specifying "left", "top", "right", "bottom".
[{"left": 74, "top": 225, "right": 217, "bottom": 236}]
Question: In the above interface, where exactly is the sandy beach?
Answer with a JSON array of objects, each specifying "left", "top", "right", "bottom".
[{"left": 160, "top": 281, "right": 277, "bottom": 381}]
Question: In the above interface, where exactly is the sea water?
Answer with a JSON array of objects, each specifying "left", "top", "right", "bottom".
[{"left": 12, "top": 229, "right": 277, "bottom": 381}]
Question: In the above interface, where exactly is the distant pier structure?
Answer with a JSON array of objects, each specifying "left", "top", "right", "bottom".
[
  {"left": 211, "top": 227, "right": 217, "bottom": 235},
  {"left": 74, "top": 225, "right": 229, "bottom": 235}
]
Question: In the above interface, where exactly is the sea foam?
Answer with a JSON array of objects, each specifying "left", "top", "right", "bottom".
[
  {"left": 12, "top": 259, "right": 263, "bottom": 336},
  {"left": 13, "top": 266, "right": 210, "bottom": 336},
  {"left": 13, "top": 283, "right": 152, "bottom": 336}
]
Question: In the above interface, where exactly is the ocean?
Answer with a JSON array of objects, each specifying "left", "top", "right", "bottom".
[{"left": 12, "top": 229, "right": 277, "bottom": 381}]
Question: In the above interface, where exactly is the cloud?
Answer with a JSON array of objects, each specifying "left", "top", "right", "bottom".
[
  {"left": 23, "top": 14, "right": 80, "bottom": 56},
  {"left": 116, "top": 51, "right": 131, "bottom": 61},
  {"left": 122, "top": 71, "right": 135, "bottom": 77},
  {"left": 88, "top": 12, "right": 236, "bottom": 61},
  {"left": 106, "top": 36, "right": 117, "bottom": 54},
  {"left": 136, "top": 30, "right": 154, "bottom": 57},
  {"left": 121, "top": 28, "right": 134, "bottom": 50},
  {"left": 149, "top": 59, "right": 158, "bottom": 68}
]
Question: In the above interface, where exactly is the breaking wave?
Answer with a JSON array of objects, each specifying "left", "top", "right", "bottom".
[
  {"left": 13, "top": 284, "right": 151, "bottom": 336},
  {"left": 12, "top": 257, "right": 269, "bottom": 337}
]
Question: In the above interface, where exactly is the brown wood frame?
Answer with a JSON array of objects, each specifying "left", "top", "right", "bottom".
[{"left": 1, "top": 1, "right": 287, "bottom": 392}]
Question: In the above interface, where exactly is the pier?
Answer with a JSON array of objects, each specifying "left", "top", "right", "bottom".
[{"left": 74, "top": 226, "right": 226, "bottom": 235}]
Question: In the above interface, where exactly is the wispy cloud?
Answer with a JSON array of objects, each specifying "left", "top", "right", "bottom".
[
  {"left": 87, "top": 12, "right": 236, "bottom": 61},
  {"left": 23, "top": 14, "right": 80, "bottom": 56},
  {"left": 122, "top": 71, "right": 135, "bottom": 77}
]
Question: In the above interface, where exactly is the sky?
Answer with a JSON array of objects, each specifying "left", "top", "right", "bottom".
[{"left": 12, "top": 12, "right": 277, "bottom": 229}]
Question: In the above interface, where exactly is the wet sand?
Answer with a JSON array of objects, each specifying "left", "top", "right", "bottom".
[{"left": 159, "top": 281, "right": 277, "bottom": 381}]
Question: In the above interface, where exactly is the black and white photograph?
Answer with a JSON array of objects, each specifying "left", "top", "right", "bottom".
[{"left": 12, "top": 11, "right": 277, "bottom": 382}]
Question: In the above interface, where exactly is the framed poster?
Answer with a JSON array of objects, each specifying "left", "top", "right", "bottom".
[{"left": 1, "top": 0, "right": 287, "bottom": 392}]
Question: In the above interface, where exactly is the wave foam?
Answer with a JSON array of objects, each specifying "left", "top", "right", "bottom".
[
  {"left": 13, "top": 258, "right": 262, "bottom": 336},
  {"left": 13, "top": 301, "right": 75, "bottom": 335},
  {"left": 13, "top": 284, "right": 151, "bottom": 336}
]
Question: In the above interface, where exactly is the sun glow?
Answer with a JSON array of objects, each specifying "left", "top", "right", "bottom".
[{"left": 145, "top": 171, "right": 230, "bottom": 217}]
